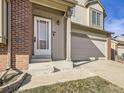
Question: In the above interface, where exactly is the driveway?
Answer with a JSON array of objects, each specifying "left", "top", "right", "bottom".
[{"left": 77, "top": 60, "right": 124, "bottom": 88}]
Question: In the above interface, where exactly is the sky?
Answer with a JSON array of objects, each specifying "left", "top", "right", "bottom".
[{"left": 101, "top": 0, "right": 124, "bottom": 36}]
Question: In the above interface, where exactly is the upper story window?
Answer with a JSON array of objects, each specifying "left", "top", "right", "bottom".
[
  {"left": 90, "top": 8, "right": 103, "bottom": 29},
  {"left": 92, "top": 11, "right": 101, "bottom": 26}
]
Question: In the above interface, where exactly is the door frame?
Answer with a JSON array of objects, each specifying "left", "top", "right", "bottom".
[{"left": 34, "top": 16, "right": 52, "bottom": 56}]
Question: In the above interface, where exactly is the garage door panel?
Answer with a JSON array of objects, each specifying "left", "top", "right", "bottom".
[
  {"left": 71, "top": 32, "right": 106, "bottom": 61},
  {"left": 92, "top": 40, "right": 106, "bottom": 56}
]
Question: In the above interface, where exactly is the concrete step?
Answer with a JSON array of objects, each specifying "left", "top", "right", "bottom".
[
  {"left": 31, "top": 59, "right": 52, "bottom": 63},
  {"left": 31, "top": 55, "right": 52, "bottom": 63},
  {"left": 32, "top": 55, "right": 51, "bottom": 59},
  {"left": 28, "top": 62, "right": 54, "bottom": 75}
]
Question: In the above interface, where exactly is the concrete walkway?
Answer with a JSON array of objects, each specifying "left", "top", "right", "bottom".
[
  {"left": 19, "top": 68, "right": 96, "bottom": 91},
  {"left": 77, "top": 60, "right": 124, "bottom": 89}
]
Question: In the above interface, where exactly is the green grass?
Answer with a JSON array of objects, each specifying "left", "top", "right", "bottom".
[{"left": 18, "top": 76, "right": 124, "bottom": 93}]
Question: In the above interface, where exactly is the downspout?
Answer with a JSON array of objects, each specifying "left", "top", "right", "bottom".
[{"left": 7, "top": 0, "right": 11, "bottom": 69}]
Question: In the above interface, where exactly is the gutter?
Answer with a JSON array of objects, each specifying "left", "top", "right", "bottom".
[
  {"left": 72, "top": 22, "right": 115, "bottom": 35},
  {"left": 63, "top": 0, "right": 77, "bottom": 5}
]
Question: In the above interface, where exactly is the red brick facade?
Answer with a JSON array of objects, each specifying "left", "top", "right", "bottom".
[
  {"left": 11, "top": 0, "right": 32, "bottom": 70},
  {"left": 0, "top": 0, "right": 33, "bottom": 71},
  {"left": 0, "top": 44, "right": 8, "bottom": 71}
]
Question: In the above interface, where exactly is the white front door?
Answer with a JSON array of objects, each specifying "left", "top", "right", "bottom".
[{"left": 34, "top": 16, "right": 51, "bottom": 56}]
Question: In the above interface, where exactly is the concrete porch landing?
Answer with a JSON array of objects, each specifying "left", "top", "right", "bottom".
[{"left": 28, "top": 60, "right": 73, "bottom": 76}]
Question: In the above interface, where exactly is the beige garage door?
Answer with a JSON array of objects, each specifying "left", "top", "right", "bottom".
[{"left": 71, "top": 32, "right": 107, "bottom": 61}]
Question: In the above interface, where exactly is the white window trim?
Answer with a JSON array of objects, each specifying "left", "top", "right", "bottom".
[
  {"left": 0, "top": 0, "right": 2, "bottom": 40},
  {"left": 0, "top": 0, "right": 7, "bottom": 44},
  {"left": 90, "top": 8, "right": 103, "bottom": 29}
]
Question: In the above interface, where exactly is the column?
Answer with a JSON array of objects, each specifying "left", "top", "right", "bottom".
[{"left": 66, "top": 17, "right": 72, "bottom": 61}]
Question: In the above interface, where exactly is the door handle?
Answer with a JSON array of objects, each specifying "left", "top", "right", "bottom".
[{"left": 34, "top": 37, "right": 36, "bottom": 42}]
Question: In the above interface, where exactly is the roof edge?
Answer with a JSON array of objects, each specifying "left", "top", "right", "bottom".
[
  {"left": 72, "top": 22, "right": 115, "bottom": 35},
  {"left": 63, "top": 0, "right": 77, "bottom": 5},
  {"left": 84, "top": 0, "right": 107, "bottom": 17}
]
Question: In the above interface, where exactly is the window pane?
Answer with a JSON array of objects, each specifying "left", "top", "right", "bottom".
[
  {"left": 46, "top": 22, "right": 49, "bottom": 49},
  {"left": 97, "top": 13, "right": 101, "bottom": 26},
  {"left": 40, "top": 20, "right": 47, "bottom": 49},
  {"left": 92, "top": 11, "right": 96, "bottom": 25},
  {"left": 37, "top": 20, "right": 49, "bottom": 50},
  {"left": 37, "top": 20, "right": 40, "bottom": 49}
]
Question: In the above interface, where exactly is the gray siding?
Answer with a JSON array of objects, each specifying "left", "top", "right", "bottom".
[{"left": 32, "top": 4, "right": 66, "bottom": 60}]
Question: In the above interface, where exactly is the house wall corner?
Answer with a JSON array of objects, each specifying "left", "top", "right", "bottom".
[
  {"left": 11, "top": 0, "right": 33, "bottom": 70},
  {"left": 107, "top": 34, "right": 112, "bottom": 60}
]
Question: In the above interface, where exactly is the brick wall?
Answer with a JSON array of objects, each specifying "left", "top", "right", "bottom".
[
  {"left": 0, "top": 44, "right": 8, "bottom": 71},
  {"left": 11, "top": 0, "right": 32, "bottom": 70}
]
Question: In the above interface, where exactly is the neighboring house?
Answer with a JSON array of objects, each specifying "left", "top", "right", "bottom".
[
  {"left": 0, "top": 0, "right": 113, "bottom": 72},
  {"left": 111, "top": 35, "right": 124, "bottom": 61},
  {"left": 111, "top": 40, "right": 118, "bottom": 60}
]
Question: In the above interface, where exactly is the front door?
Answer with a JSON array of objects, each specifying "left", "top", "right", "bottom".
[{"left": 34, "top": 16, "right": 51, "bottom": 56}]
